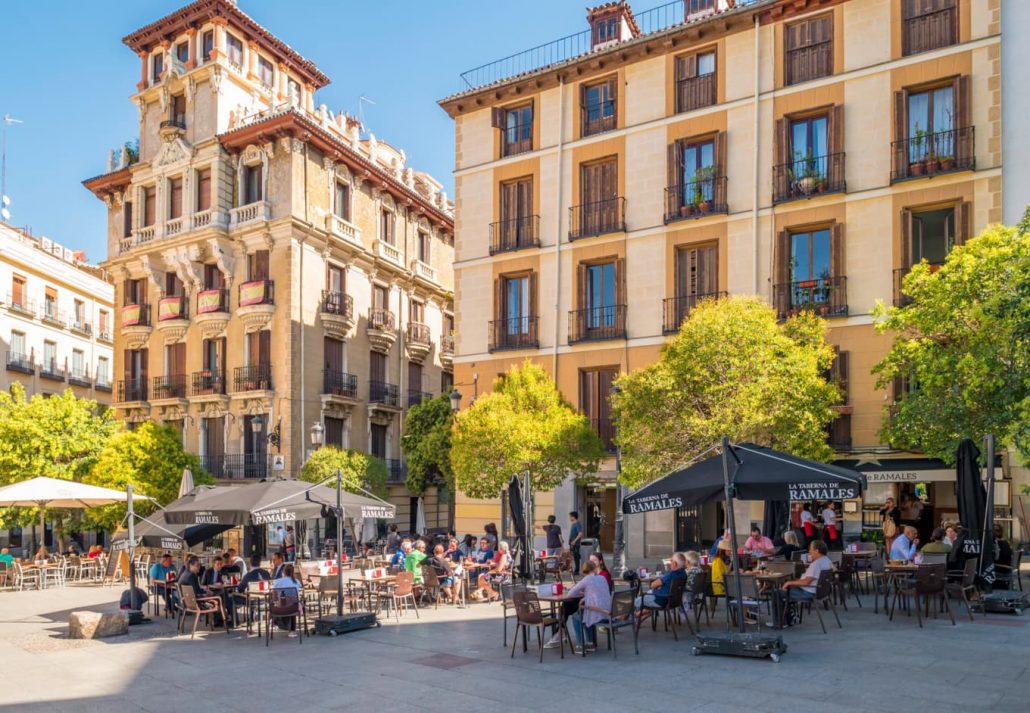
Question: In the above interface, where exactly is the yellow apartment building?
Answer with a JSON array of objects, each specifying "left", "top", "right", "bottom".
[
  {"left": 84, "top": 0, "right": 456, "bottom": 540},
  {"left": 440, "top": 0, "right": 1012, "bottom": 558}
]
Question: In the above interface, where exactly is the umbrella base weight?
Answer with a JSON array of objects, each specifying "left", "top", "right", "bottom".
[
  {"left": 692, "top": 631, "right": 787, "bottom": 663},
  {"left": 314, "top": 612, "right": 379, "bottom": 636}
]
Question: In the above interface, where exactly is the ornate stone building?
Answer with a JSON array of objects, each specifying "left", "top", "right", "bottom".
[{"left": 84, "top": 0, "right": 455, "bottom": 532}]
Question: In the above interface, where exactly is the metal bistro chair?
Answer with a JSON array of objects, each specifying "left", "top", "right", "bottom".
[
  {"left": 726, "top": 574, "right": 763, "bottom": 631},
  {"left": 789, "top": 569, "right": 841, "bottom": 634},
  {"left": 945, "top": 558, "right": 980, "bottom": 621},
  {"left": 510, "top": 590, "right": 565, "bottom": 663},
  {"left": 891, "top": 564, "right": 955, "bottom": 628},
  {"left": 994, "top": 549, "right": 1024, "bottom": 592},
  {"left": 556, "top": 550, "right": 578, "bottom": 584},
  {"left": 641, "top": 577, "right": 690, "bottom": 640},
  {"left": 687, "top": 569, "right": 711, "bottom": 629},
  {"left": 920, "top": 553, "right": 948, "bottom": 566},
  {"left": 500, "top": 582, "right": 529, "bottom": 647},
  {"left": 592, "top": 589, "right": 639, "bottom": 657},
  {"left": 266, "top": 586, "right": 308, "bottom": 645},
  {"left": 834, "top": 554, "right": 862, "bottom": 609}
]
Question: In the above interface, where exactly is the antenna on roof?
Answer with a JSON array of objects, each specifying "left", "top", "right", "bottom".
[{"left": 357, "top": 95, "right": 376, "bottom": 135}]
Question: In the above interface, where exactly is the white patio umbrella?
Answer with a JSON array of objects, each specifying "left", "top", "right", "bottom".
[
  {"left": 361, "top": 516, "right": 378, "bottom": 543},
  {"left": 415, "top": 497, "right": 427, "bottom": 536},
  {"left": 177, "top": 467, "right": 195, "bottom": 498},
  {"left": 0, "top": 477, "right": 132, "bottom": 552}
]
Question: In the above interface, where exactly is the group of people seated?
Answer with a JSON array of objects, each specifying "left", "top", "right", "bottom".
[{"left": 386, "top": 531, "right": 513, "bottom": 604}]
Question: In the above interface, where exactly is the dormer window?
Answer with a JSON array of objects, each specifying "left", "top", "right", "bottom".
[
  {"left": 226, "top": 34, "right": 243, "bottom": 68},
  {"left": 595, "top": 17, "right": 618, "bottom": 44},
  {"left": 686, "top": 0, "right": 719, "bottom": 21},
  {"left": 151, "top": 52, "right": 164, "bottom": 83},
  {"left": 587, "top": 2, "right": 639, "bottom": 50}
]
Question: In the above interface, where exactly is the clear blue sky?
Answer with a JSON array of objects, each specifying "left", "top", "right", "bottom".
[{"left": 0, "top": 0, "right": 598, "bottom": 263}]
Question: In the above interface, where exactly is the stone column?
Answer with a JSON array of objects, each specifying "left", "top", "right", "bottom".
[
  {"left": 247, "top": 40, "right": 259, "bottom": 81},
  {"left": 303, "top": 83, "right": 315, "bottom": 113},
  {"left": 211, "top": 17, "right": 227, "bottom": 61},
  {"left": 137, "top": 51, "right": 149, "bottom": 92},
  {"left": 185, "top": 28, "right": 197, "bottom": 69},
  {"left": 277, "top": 63, "right": 288, "bottom": 102}
]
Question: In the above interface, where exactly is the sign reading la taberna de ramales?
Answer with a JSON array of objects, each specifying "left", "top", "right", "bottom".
[{"left": 787, "top": 482, "right": 859, "bottom": 501}]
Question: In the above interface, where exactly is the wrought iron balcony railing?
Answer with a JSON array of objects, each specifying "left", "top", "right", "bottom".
[
  {"left": 152, "top": 374, "right": 187, "bottom": 399},
  {"left": 191, "top": 370, "right": 226, "bottom": 396},
  {"left": 320, "top": 290, "right": 353, "bottom": 319},
  {"left": 569, "top": 197, "right": 626, "bottom": 240},
  {"left": 568, "top": 305, "right": 627, "bottom": 343},
  {"left": 662, "top": 292, "right": 727, "bottom": 333},
  {"left": 665, "top": 176, "right": 727, "bottom": 222},
  {"left": 489, "top": 316, "right": 539, "bottom": 352},
  {"left": 489, "top": 215, "right": 540, "bottom": 255},
  {"left": 234, "top": 364, "right": 272, "bottom": 392},
  {"left": 368, "top": 308, "right": 395, "bottom": 331},
  {"left": 369, "top": 380, "right": 399, "bottom": 407},
  {"left": 772, "top": 276, "right": 848, "bottom": 320},
  {"left": 773, "top": 152, "right": 846, "bottom": 203},
  {"left": 117, "top": 378, "right": 147, "bottom": 402},
  {"left": 891, "top": 126, "right": 974, "bottom": 182},
  {"left": 323, "top": 369, "right": 358, "bottom": 399}
]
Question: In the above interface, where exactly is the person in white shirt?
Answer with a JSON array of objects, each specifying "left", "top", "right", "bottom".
[
  {"left": 800, "top": 505, "right": 818, "bottom": 541},
  {"left": 778, "top": 540, "right": 833, "bottom": 618},
  {"left": 820, "top": 504, "right": 840, "bottom": 549}
]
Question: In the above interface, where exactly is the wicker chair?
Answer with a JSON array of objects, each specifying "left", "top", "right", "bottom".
[{"left": 510, "top": 590, "right": 564, "bottom": 662}]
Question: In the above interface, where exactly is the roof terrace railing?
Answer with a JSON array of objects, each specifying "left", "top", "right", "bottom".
[{"left": 456, "top": 0, "right": 762, "bottom": 93}]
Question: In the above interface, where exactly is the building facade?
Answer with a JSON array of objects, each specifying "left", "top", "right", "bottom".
[
  {"left": 441, "top": 0, "right": 1010, "bottom": 557},
  {"left": 0, "top": 222, "right": 114, "bottom": 404},
  {"left": 85, "top": 0, "right": 455, "bottom": 533}
]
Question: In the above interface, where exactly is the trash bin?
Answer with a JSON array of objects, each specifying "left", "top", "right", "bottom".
[{"left": 578, "top": 538, "right": 598, "bottom": 562}]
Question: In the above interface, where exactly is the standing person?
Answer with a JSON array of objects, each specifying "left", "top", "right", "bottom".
[
  {"left": 483, "top": 523, "right": 499, "bottom": 551},
  {"left": 880, "top": 498, "right": 902, "bottom": 554},
  {"left": 283, "top": 526, "right": 297, "bottom": 562},
  {"left": 540, "top": 515, "right": 563, "bottom": 555},
  {"left": 821, "top": 502, "right": 840, "bottom": 550},
  {"left": 386, "top": 524, "right": 402, "bottom": 554},
  {"left": 800, "top": 504, "right": 818, "bottom": 544},
  {"left": 565, "top": 560, "right": 612, "bottom": 654},
  {"left": 276, "top": 525, "right": 287, "bottom": 558},
  {"left": 568, "top": 511, "right": 584, "bottom": 573}
]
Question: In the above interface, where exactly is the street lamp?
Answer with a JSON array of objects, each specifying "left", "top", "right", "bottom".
[
  {"left": 251, "top": 413, "right": 281, "bottom": 452},
  {"left": 610, "top": 383, "right": 626, "bottom": 576},
  {"left": 449, "top": 389, "right": 462, "bottom": 413},
  {"left": 310, "top": 421, "right": 324, "bottom": 448}
]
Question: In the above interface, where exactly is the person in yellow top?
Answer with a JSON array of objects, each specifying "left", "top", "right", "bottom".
[{"left": 711, "top": 539, "right": 733, "bottom": 596}]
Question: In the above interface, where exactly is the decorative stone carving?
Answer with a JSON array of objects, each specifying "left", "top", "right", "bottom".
[
  {"left": 153, "top": 136, "right": 194, "bottom": 168},
  {"left": 211, "top": 64, "right": 223, "bottom": 95},
  {"left": 121, "top": 323, "right": 153, "bottom": 350},
  {"left": 237, "top": 303, "right": 275, "bottom": 333},
  {"left": 207, "top": 238, "right": 236, "bottom": 286},
  {"left": 138, "top": 255, "right": 164, "bottom": 298},
  {"left": 369, "top": 406, "right": 396, "bottom": 425}
]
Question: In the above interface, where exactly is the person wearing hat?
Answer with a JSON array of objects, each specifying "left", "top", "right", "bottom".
[{"left": 711, "top": 539, "right": 733, "bottom": 596}]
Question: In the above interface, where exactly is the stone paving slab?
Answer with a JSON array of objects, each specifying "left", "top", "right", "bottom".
[{"left": 0, "top": 582, "right": 1027, "bottom": 712}]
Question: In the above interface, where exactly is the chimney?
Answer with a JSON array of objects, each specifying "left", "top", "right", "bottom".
[{"left": 587, "top": 2, "right": 640, "bottom": 51}]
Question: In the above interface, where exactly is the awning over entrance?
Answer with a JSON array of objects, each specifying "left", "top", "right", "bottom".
[{"left": 833, "top": 454, "right": 1001, "bottom": 484}]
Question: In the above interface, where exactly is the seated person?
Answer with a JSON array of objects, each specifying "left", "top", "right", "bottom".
[
  {"left": 0, "top": 547, "right": 13, "bottom": 567},
  {"left": 635, "top": 551, "right": 687, "bottom": 614},
  {"left": 458, "top": 534, "right": 477, "bottom": 557},
  {"left": 445, "top": 538, "right": 464, "bottom": 564},
  {"left": 775, "top": 531, "right": 803, "bottom": 561},
  {"left": 779, "top": 540, "right": 833, "bottom": 614},
  {"left": 149, "top": 552, "right": 178, "bottom": 611},
  {"left": 920, "top": 527, "right": 952, "bottom": 555},
  {"left": 222, "top": 548, "right": 247, "bottom": 576},
  {"left": 744, "top": 526, "right": 775, "bottom": 556},
  {"left": 201, "top": 556, "right": 234, "bottom": 627},
  {"left": 590, "top": 552, "right": 614, "bottom": 592},
  {"left": 234, "top": 554, "right": 270, "bottom": 621},
  {"left": 710, "top": 540, "right": 732, "bottom": 596},
  {"left": 271, "top": 564, "right": 304, "bottom": 638},
  {"left": 269, "top": 552, "right": 285, "bottom": 579},
  {"left": 405, "top": 540, "right": 428, "bottom": 584},
  {"left": 390, "top": 539, "right": 412, "bottom": 568},
  {"left": 889, "top": 526, "right": 919, "bottom": 561},
  {"left": 178, "top": 556, "right": 221, "bottom": 614},
  {"left": 475, "top": 541, "right": 512, "bottom": 602},
  {"left": 34, "top": 546, "right": 49, "bottom": 562},
  {"left": 709, "top": 529, "right": 730, "bottom": 557},
  {"left": 471, "top": 538, "right": 495, "bottom": 564},
  {"left": 422, "top": 544, "right": 458, "bottom": 604},
  {"left": 565, "top": 560, "right": 612, "bottom": 654},
  {"left": 994, "top": 523, "right": 1013, "bottom": 569}
]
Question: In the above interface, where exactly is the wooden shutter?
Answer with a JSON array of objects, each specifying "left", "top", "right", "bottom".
[
  {"left": 324, "top": 336, "right": 343, "bottom": 370},
  {"left": 528, "top": 271, "right": 538, "bottom": 318},
  {"left": 206, "top": 417, "right": 225, "bottom": 458},
  {"left": 491, "top": 107, "right": 506, "bottom": 129},
  {"left": 828, "top": 105, "right": 844, "bottom": 156},
  {"left": 580, "top": 370, "right": 595, "bottom": 419},
  {"left": 493, "top": 277, "right": 503, "bottom": 323},
  {"left": 579, "top": 84, "right": 588, "bottom": 134},
  {"left": 408, "top": 361, "right": 423, "bottom": 394},
  {"left": 893, "top": 90, "right": 908, "bottom": 177},
  {"left": 370, "top": 351, "right": 385, "bottom": 383},
  {"left": 953, "top": 201, "right": 972, "bottom": 246},
  {"left": 667, "top": 142, "right": 681, "bottom": 190},
  {"left": 123, "top": 349, "right": 133, "bottom": 381},
  {"left": 602, "top": 158, "right": 618, "bottom": 199},
  {"left": 606, "top": 76, "right": 618, "bottom": 123},
  {"left": 774, "top": 229, "right": 791, "bottom": 289},
  {"left": 258, "top": 330, "right": 271, "bottom": 367},
  {"left": 197, "top": 169, "right": 211, "bottom": 212},
  {"left": 831, "top": 223, "right": 845, "bottom": 278},
  {"left": 900, "top": 209, "right": 913, "bottom": 268},
  {"left": 517, "top": 178, "right": 532, "bottom": 218},
  {"left": 499, "top": 181, "right": 516, "bottom": 228},
  {"left": 615, "top": 257, "right": 626, "bottom": 308},
  {"left": 700, "top": 246, "right": 719, "bottom": 295},
  {"left": 836, "top": 350, "right": 850, "bottom": 403},
  {"left": 953, "top": 75, "right": 971, "bottom": 164},
  {"left": 140, "top": 349, "right": 148, "bottom": 383},
  {"left": 713, "top": 131, "right": 727, "bottom": 209},
  {"left": 598, "top": 369, "right": 616, "bottom": 426},
  {"left": 774, "top": 118, "right": 790, "bottom": 198},
  {"left": 577, "top": 262, "right": 588, "bottom": 311}
]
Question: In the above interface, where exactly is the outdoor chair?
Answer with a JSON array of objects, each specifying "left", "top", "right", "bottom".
[
  {"left": 266, "top": 587, "right": 308, "bottom": 645},
  {"left": 994, "top": 549, "right": 1023, "bottom": 591},
  {"left": 65, "top": 555, "right": 81, "bottom": 581},
  {"left": 510, "top": 590, "right": 565, "bottom": 662},
  {"left": 641, "top": 577, "right": 689, "bottom": 640},
  {"left": 419, "top": 565, "right": 444, "bottom": 609},
  {"left": 556, "top": 550, "right": 577, "bottom": 584},
  {"left": 789, "top": 569, "right": 841, "bottom": 634},
  {"left": 827, "top": 551, "right": 843, "bottom": 567},
  {"left": 44, "top": 558, "right": 66, "bottom": 588},
  {"left": 791, "top": 550, "right": 806, "bottom": 563},
  {"left": 686, "top": 570, "right": 711, "bottom": 629},
  {"left": 891, "top": 564, "right": 955, "bottom": 627},
  {"left": 501, "top": 582, "right": 530, "bottom": 647},
  {"left": 920, "top": 553, "right": 948, "bottom": 566},
  {"left": 177, "top": 584, "right": 229, "bottom": 640},
  {"left": 0, "top": 561, "right": 10, "bottom": 589},
  {"left": 13, "top": 562, "right": 40, "bottom": 591},
  {"left": 374, "top": 570, "right": 419, "bottom": 621},
  {"left": 592, "top": 589, "right": 639, "bottom": 657},
  {"left": 834, "top": 554, "right": 862, "bottom": 609},
  {"left": 868, "top": 558, "right": 892, "bottom": 614},
  {"left": 945, "top": 558, "right": 980, "bottom": 621},
  {"left": 725, "top": 574, "right": 763, "bottom": 631}
]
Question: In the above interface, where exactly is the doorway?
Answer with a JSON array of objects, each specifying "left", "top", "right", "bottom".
[{"left": 585, "top": 486, "right": 615, "bottom": 551}]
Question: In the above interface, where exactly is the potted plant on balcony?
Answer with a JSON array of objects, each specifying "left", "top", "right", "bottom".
[
  {"left": 695, "top": 166, "right": 716, "bottom": 213},
  {"left": 688, "top": 182, "right": 704, "bottom": 216},
  {"left": 938, "top": 151, "right": 954, "bottom": 172},
  {"left": 909, "top": 126, "right": 927, "bottom": 176},
  {"left": 798, "top": 151, "right": 820, "bottom": 195},
  {"left": 924, "top": 148, "right": 940, "bottom": 174}
]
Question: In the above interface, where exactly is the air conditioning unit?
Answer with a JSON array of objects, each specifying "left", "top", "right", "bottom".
[
  {"left": 51, "top": 244, "right": 63, "bottom": 257},
  {"left": 41, "top": 237, "right": 52, "bottom": 251},
  {"left": 63, "top": 247, "right": 75, "bottom": 262}
]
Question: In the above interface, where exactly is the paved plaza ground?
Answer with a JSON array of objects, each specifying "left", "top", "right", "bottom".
[{"left": 0, "top": 579, "right": 1027, "bottom": 712}]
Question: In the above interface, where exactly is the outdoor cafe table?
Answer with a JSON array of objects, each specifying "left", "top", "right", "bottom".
[
  {"left": 534, "top": 554, "right": 559, "bottom": 583},
  {"left": 752, "top": 571, "right": 791, "bottom": 628},
  {"left": 242, "top": 585, "right": 318, "bottom": 636},
  {"left": 537, "top": 589, "right": 581, "bottom": 658},
  {"left": 150, "top": 579, "right": 177, "bottom": 618},
  {"left": 20, "top": 562, "right": 60, "bottom": 589}
]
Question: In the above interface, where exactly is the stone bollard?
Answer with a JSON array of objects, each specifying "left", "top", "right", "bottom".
[{"left": 68, "top": 609, "right": 129, "bottom": 639}]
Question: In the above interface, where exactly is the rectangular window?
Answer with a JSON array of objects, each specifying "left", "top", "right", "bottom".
[
  {"left": 243, "top": 415, "right": 267, "bottom": 460},
  {"left": 196, "top": 168, "right": 211, "bottom": 212},
  {"left": 493, "top": 103, "right": 533, "bottom": 157},
  {"left": 592, "top": 16, "right": 619, "bottom": 45},
  {"left": 43, "top": 341, "right": 56, "bottom": 372},
  {"left": 226, "top": 34, "right": 243, "bottom": 67},
  {"left": 143, "top": 186, "right": 156, "bottom": 226},
  {"left": 503, "top": 275, "right": 531, "bottom": 335},
  {"left": 176, "top": 41, "right": 189, "bottom": 63},
  {"left": 247, "top": 329, "right": 271, "bottom": 367},
  {"left": 74, "top": 299, "right": 85, "bottom": 326},
  {"left": 171, "top": 94, "right": 186, "bottom": 126},
  {"left": 202, "top": 30, "right": 214, "bottom": 62},
  {"left": 258, "top": 56, "right": 274, "bottom": 87},
  {"left": 242, "top": 164, "right": 262, "bottom": 204},
  {"left": 380, "top": 209, "right": 394, "bottom": 245},
  {"left": 248, "top": 250, "right": 270, "bottom": 281},
  {"left": 581, "top": 78, "right": 617, "bottom": 136},
  {"left": 325, "top": 417, "right": 345, "bottom": 448},
  {"left": 409, "top": 300, "right": 425, "bottom": 325},
  {"left": 99, "top": 310, "right": 109, "bottom": 335},
  {"left": 674, "top": 138, "right": 716, "bottom": 209},
  {"left": 165, "top": 272, "right": 183, "bottom": 297},
  {"left": 580, "top": 368, "right": 617, "bottom": 450},
  {"left": 408, "top": 361, "right": 424, "bottom": 402},
  {"left": 417, "top": 231, "right": 430, "bottom": 263},
  {"left": 908, "top": 207, "right": 955, "bottom": 266},
  {"left": 324, "top": 336, "right": 344, "bottom": 372},
  {"left": 784, "top": 14, "right": 833, "bottom": 86},
  {"left": 496, "top": 177, "right": 534, "bottom": 252},
  {"left": 72, "top": 349, "right": 84, "bottom": 374},
  {"left": 370, "top": 350, "right": 387, "bottom": 385},
  {"left": 775, "top": 225, "right": 846, "bottom": 318},
  {"left": 168, "top": 177, "right": 184, "bottom": 219},
  {"left": 204, "top": 416, "right": 224, "bottom": 459},
  {"left": 370, "top": 423, "right": 387, "bottom": 459},
  {"left": 123, "top": 278, "right": 146, "bottom": 306},
  {"left": 902, "top": 0, "right": 957, "bottom": 56},
  {"left": 123, "top": 202, "right": 133, "bottom": 238},
  {"left": 575, "top": 158, "right": 620, "bottom": 238},
  {"left": 372, "top": 284, "right": 388, "bottom": 311},
  {"left": 11, "top": 275, "right": 25, "bottom": 308},
  {"left": 152, "top": 52, "right": 163, "bottom": 82},
  {"left": 586, "top": 262, "right": 617, "bottom": 321},
  {"left": 10, "top": 331, "right": 25, "bottom": 357},
  {"left": 165, "top": 342, "right": 186, "bottom": 377},
  {"left": 44, "top": 286, "right": 57, "bottom": 320},
  {"left": 907, "top": 85, "right": 954, "bottom": 162},
  {"left": 334, "top": 181, "right": 350, "bottom": 221},
  {"left": 202, "top": 337, "right": 226, "bottom": 382},
  {"left": 441, "top": 370, "right": 453, "bottom": 395},
  {"left": 675, "top": 244, "right": 719, "bottom": 299},
  {"left": 326, "top": 264, "right": 344, "bottom": 294},
  {"left": 204, "top": 264, "right": 224, "bottom": 290},
  {"left": 97, "top": 356, "right": 110, "bottom": 385},
  {"left": 790, "top": 228, "right": 833, "bottom": 283},
  {"left": 674, "top": 50, "right": 717, "bottom": 113}
]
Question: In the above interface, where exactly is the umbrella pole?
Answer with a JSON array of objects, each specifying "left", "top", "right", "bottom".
[
  {"left": 980, "top": 434, "right": 996, "bottom": 578},
  {"left": 128, "top": 485, "right": 139, "bottom": 611},
  {"left": 720, "top": 437, "right": 746, "bottom": 634},
  {"left": 336, "top": 469, "right": 344, "bottom": 618},
  {"left": 39, "top": 503, "right": 45, "bottom": 555}
]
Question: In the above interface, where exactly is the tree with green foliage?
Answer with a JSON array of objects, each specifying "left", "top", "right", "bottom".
[
  {"left": 84, "top": 421, "right": 213, "bottom": 530},
  {"left": 612, "top": 296, "right": 841, "bottom": 489},
  {"left": 299, "top": 446, "right": 388, "bottom": 499},
  {"left": 450, "top": 361, "right": 605, "bottom": 499},
  {"left": 400, "top": 394, "right": 454, "bottom": 496},
  {"left": 873, "top": 216, "right": 1030, "bottom": 462}
]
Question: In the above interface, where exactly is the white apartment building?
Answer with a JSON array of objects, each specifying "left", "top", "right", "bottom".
[{"left": 0, "top": 222, "right": 115, "bottom": 403}]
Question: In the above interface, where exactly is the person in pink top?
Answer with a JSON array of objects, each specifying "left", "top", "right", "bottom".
[{"left": 744, "top": 526, "right": 775, "bottom": 555}]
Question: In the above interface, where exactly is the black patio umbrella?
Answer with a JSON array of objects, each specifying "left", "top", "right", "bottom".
[
  {"left": 955, "top": 437, "right": 995, "bottom": 581},
  {"left": 112, "top": 511, "right": 231, "bottom": 550},
  {"left": 162, "top": 478, "right": 395, "bottom": 527},
  {"left": 763, "top": 500, "right": 790, "bottom": 541},
  {"left": 623, "top": 442, "right": 866, "bottom": 514},
  {"left": 507, "top": 475, "right": 530, "bottom": 579}
]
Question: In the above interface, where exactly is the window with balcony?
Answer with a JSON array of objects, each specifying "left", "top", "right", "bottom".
[
  {"left": 123, "top": 201, "right": 133, "bottom": 239},
  {"left": 195, "top": 336, "right": 226, "bottom": 395},
  {"left": 121, "top": 348, "right": 148, "bottom": 402},
  {"left": 99, "top": 310, "right": 110, "bottom": 338},
  {"left": 580, "top": 368, "right": 617, "bottom": 452},
  {"left": 774, "top": 225, "right": 846, "bottom": 319},
  {"left": 902, "top": 0, "right": 957, "bottom": 56},
  {"left": 665, "top": 244, "right": 720, "bottom": 333},
  {"left": 417, "top": 230, "right": 430, "bottom": 264},
  {"left": 893, "top": 78, "right": 971, "bottom": 181},
  {"left": 242, "top": 164, "right": 263, "bottom": 205},
  {"left": 143, "top": 186, "right": 156, "bottom": 227},
  {"left": 334, "top": 181, "right": 351, "bottom": 221},
  {"left": 196, "top": 168, "right": 211, "bottom": 212},
  {"left": 666, "top": 134, "right": 726, "bottom": 221},
  {"left": 493, "top": 177, "right": 537, "bottom": 254},
  {"left": 42, "top": 341, "right": 59, "bottom": 379},
  {"left": 202, "top": 416, "right": 224, "bottom": 474},
  {"left": 168, "top": 177, "right": 184, "bottom": 220},
  {"left": 236, "top": 330, "right": 271, "bottom": 391},
  {"left": 784, "top": 14, "right": 833, "bottom": 86},
  {"left": 490, "top": 272, "right": 537, "bottom": 352},
  {"left": 326, "top": 263, "right": 345, "bottom": 296},
  {"left": 151, "top": 52, "right": 163, "bottom": 83},
  {"left": 73, "top": 299, "right": 86, "bottom": 332},
  {"left": 370, "top": 423, "right": 387, "bottom": 460},
  {"left": 894, "top": 203, "right": 969, "bottom": 305},
  {"left": 581, "top": 77, "right": 617, "bottom": 137},
  {"left": 369, "top": 350, "right": 397, "bottom": 405},
  {"left": 97, "top": 356, "right": 110, "bottom": 388},
  {"left": 10, "top": 275, "right": 26, "bottom": 312},
  {"left": 571, "top": 157, "right": 624, "bottom": 239},
  {"left": 826, "top": 348, "right": 852, "bottom": 449},
  {"left": 674, "top": 49, "right": 716, "bottom": 113},
  {"left": 202, "top": 30, "right": 214, "bottom": 62},
  {"left": 44, "top": 287, "right": 58, "bottom": 322},
  {"left": 492, "top": 103, "right": 533, "bottom": 157},
  {"left": 257, "top": 56, "right": 274, "bottom": 88},
  {"left": 571, "top": 259, "right": 626, "bottom": 343},
  {"left": 325, "top": 417, "right": 345, "bottom": 448},
  {"left": 248, "top": 250, "right": 269, "bottom": 281},
  {"left": 441, "top": 371, "right": 453, "bottom": 394},
  {"left": 157, "top": 342, "right": 186, "bottom": 399},
  {"left": 380, "top": 208, "right": 395, "bottom": 245},
  {"left": 175, "top": 41, "right": 189, "bottom": 64},
  {"left": 170, "top": 94, "right": 186, "bottom": 127},
  {"left": 8, "top": 331, "right": 29, "bottom": 373},
  {"left": 774, "top": 107, "right": 845, "bottom": 202},
  {"left": 226, "top": 34, "right": 243, "bottom": 67},
  {"left": 243, "top": 415, "right": 267, "bottom": 476},
  {"left": 408, "top": 361, "right": 428, "bottom": 407}
]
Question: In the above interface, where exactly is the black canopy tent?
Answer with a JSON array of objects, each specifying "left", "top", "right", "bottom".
[{"left": 623, "top": 439, "right": 866, "bottom": 637}]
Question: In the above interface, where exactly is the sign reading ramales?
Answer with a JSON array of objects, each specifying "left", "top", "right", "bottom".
[
  {"left": 626, "top": 493, "right": 683, "bottom": 514},
  {"left": 194, "top": 511, "right": 221, "bottom": 524},
  {"left": 252, "top": 507, "right": 297, "bottom": 525},
  {"left": 360, "top": 505, "right": 394, "bottom": 519},
  {"left": 788, "top": 482, "right": 859, "bottom": 501}
]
